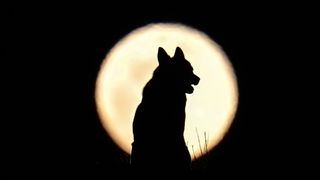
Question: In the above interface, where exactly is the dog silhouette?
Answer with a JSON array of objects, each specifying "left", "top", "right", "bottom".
[{"left": 131, "top": 47, "right": 200, "bottom": 175}]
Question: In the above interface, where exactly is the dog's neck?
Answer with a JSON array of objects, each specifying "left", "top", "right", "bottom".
[{"left": 142, "top": 77, "right": 187, "bottom": 104}]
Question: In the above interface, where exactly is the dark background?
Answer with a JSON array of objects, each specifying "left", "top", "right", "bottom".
[{"left": 3, "top": 3, "right": 315, "bottom": 179}]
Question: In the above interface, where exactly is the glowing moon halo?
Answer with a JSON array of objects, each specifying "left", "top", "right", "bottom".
[{"left": 95, "top": 23, "right": 238, "bottom": 160}]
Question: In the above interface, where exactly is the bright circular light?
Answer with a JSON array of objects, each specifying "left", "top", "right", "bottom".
[{"left": 95, "top": 23, "right": 238, "bottom": 160}]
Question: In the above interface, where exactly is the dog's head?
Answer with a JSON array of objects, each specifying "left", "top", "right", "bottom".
[{"left": 157, "top": 47, "right": 200, "bottom": 94}]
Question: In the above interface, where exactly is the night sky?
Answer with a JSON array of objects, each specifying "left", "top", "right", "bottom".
[{"left": 3, "top": 3, "right": 314, "bottom": 179}]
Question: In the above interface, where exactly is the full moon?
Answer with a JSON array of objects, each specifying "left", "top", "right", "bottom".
[{"left": 95, "top": 23, "right": 238, "bottom": 160}]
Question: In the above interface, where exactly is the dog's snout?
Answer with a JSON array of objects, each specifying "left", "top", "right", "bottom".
[{"left": 192, "top": 74, "right": 200, "bottom": 85}]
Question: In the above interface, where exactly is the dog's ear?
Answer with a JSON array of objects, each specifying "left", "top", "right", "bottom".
[
  {"left": 157, "top": 47, "right": 170, "bottom": 65},
  {"left": 173, "top": 47, "right": 185, "bottom": 60}
]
